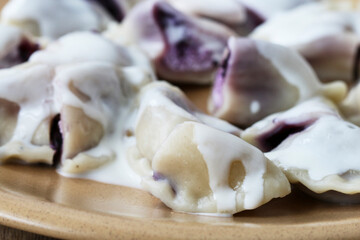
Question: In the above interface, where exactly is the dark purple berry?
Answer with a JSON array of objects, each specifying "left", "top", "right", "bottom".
[
  {"left": 257, "top": 119, "right": 316, "bottom": 152},
  {"left": 50, "top": 114, "right": 63, "bottom": 167}
]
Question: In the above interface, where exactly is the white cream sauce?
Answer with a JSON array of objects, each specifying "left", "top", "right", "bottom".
[
  {"left": 193, "top": 122, "right": 265, "bottom": 212},
  {"left": 258, "top": 97, "right": 360, "bottom": 181},
  {"left": 267, "top": 116, "right": 360, "bottom": 181},
  {"left": 0, "top": 64, "right": 54, "bottom": 144},
  {"left": 59, "top": 109, "right": 143, "bottom": 189},
  {"left": 30, "top": 32, "right": 155, "bottom": 79},
  {"left": 30, "top": 32, "right": 133, "bottom": 67},
  {"left": 251, "top": 2, "right": 359, "bottom": 47},
  {"left": 55, "top": 63, "right": 151, "bottom": 190},
  {"left": 1, "top": 0, "right": 111, "bottom": 39}
]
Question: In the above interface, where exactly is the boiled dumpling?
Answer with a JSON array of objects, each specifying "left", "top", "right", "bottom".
[
  {"left": 251, "top": 1, "right": 360, "bottom": 83},
  {"left": 128, "top": 82, "right": 290, "bottom": 214},
  {"left": 111, "top": 0, "right": 235, "bottom": 84},
  {"left": 242, "top": 97, "right": 360, "bottom": 201},
  {"left": 0, "top": 63, "right": 55, "bottom": 164},
  {"left": 208, "top": 37, "right": 346, "bottom": 127},
  {"left": 1, "top": 0, "right": 125, "bottom": 39}
]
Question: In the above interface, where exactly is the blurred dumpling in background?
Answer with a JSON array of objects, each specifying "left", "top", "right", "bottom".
[
  {"left": 0, "top": 0, "right": 127, "bottom": 39},
  {"left": 29, "top": 31, "right": 154, "bottom": 77},
  {"left": 251, "top": 1, "right": 360, "bottom": 84},
  {"left": 109, "top": 0, "right": 236, "bottom": 84},
  {"left": 165, "top": 0, "right": 264, "bottom": 35}
]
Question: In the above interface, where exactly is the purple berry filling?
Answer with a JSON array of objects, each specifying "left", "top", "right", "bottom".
[
  {"left": 353, "top": 44, "right": 360, "bottom": 82},
  {"left": 50, "top": 114, "right": 63, "bottom": 167},
  {"left": 153, "top": 171, "right": 166, "bottom": 181},
  {"left": 153, "top": 2, "right": 222, "bottom": 73},
  {"left": 244, "top": 6, "right": 265, "bottom": 31},
  {"left": 257, "top": 119, "right": 316, "bottom": 152},
  {"left": 212, "top": 50, "right": 230, "bottom": 111},
  {"left": 153, "top": 171, "right": 177, "bottom": 195},
  {"left": 0, "top": 38, "right": 39, "bottom": 69},
  {"left": 87, "top": 0, "right": 124, "bottom": 22},
  {"left": 18, "top": 38, "right": 39, "bottom": 62}
]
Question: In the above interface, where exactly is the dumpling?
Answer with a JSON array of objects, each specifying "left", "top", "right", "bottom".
[
  {"left": 53, "top": 62, "right": 151, "bottom": 173},
  {"left": 251, "top": 1, "right": 360, "bottom": 83},
  {"left": 208, "top": 37, "right": 346, "bottom": 127},
  {"left": 128, "top": 82, "right": 290, "bottom": 214},
  {"left": 165, "top": 0, "right": 264, "bottom": 35},
  {"left": 29, "top": 31, "right": 155, "bottom": 81},
  {"left": 0, "top": 0, "right": 125, "bottom": 39},
  {"left": 111, "top": 0, "right": 235, "bottom": 84},
  {"left": 242, "top": 97, "right": 360, "bottom": 202},
  {"left": 0, "top": 43, "right": 152, "bottom": 172},
  {"left": 0, "top": 24, "right": 39, "bottom": 69},
  {"left": 0, "top": 63, "right": 55, "bottom": 164},
  {"left": 133, "top": 82, "right": 241, "bottom": 162}
]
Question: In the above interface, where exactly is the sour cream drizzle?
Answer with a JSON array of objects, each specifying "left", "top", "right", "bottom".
[
  {"left": 1, "top": 0, "right": 111, "bottom": 39},
  {"left": 262, "top": 98, "right": 360, "bottom": 181},
  {"left": 193, "top": 122, "right": 265, "bottom": 211},
  {"left": 251, "top": 2, "right": 359, "bottom": 46}
]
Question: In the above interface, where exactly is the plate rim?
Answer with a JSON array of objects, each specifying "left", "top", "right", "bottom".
[{"left": 1, "top": 179, "right": 360, "bottom": 240}]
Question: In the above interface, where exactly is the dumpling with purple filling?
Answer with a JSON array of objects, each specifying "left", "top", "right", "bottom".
[
  {"left": 251, "top": 1, "right": 360, "bottom": 83},
  {"left": 165, "top": 0, "right": 264, "bottom": 35},
  {"left": 1, "top": 0, "right": 126, "bottom": 39},
  {"left": 208, "top": 37, "right": 347, "bottom": 128},
  {"left": 242, "top": 97, "right": 360, "bottom": 203},
  {"left": 0, "top": 59, "right": 152, "bottom": 173},
  {"left": 128, "top": 82, "right": 290, "bottom": 214},
  {"left": 0, "top": 24, "right": 39, "bottom": 69},
  {"left": 112, "top": 0, "right": 235, "bottom": 84}
]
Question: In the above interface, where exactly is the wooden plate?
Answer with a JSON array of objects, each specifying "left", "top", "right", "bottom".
[
  {"left": 1, "top": 163, "right": 360, "bottom": 240},
  {"left": 1, "top": 0, "right": 360, "bottom": 238}
]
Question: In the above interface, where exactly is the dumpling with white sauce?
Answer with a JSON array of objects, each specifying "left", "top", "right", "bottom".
[
  {"left": 29, "top": 31, "right": 154, "bottom": 76},
  {"left": 111, "top": 0, "right": 235, "bottom": 84},
  {"left": 208, "top": 37, "right": 347, "bottom": 128},
  {"left": 0, "top": 51, "right": 152, "bottom": 173},
  {"left": 128, "top": 82, "right": 290, "bottom": 214},
  {"left": 165, "top": 0, "right": 264, "bottom": 35},
  {"left": 0, "top": 0, "right": 126, "bottom": 39},
  {"left": 251, "top": 1, "right": 360, "bottom": 83},
  {"left": 0, "top": 63, "right": 55, "bottom": 164},
  {"left": 242, "top": 97, "right": 360, "bottom": 203},
  {"left": 53, "top": 62, "right": 152, "bottom": 173}
]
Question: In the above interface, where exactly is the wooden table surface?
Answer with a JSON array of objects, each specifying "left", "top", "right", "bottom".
[{"left": 0, "top": 225, "right": 58, "bottom": 240}]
